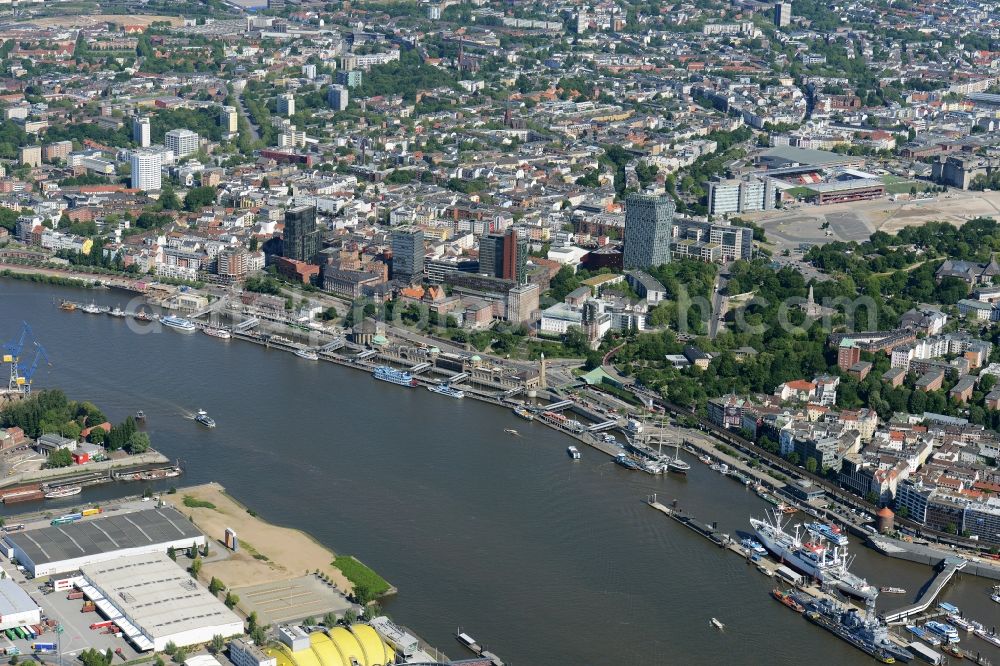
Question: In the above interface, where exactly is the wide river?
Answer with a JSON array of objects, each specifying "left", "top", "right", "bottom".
[{"left": 2, "top": 280, "right": 999, "bottom": 665}]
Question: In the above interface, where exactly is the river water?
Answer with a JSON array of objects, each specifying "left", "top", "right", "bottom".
[{"left": 2, "top": 280, "right": 999, "bottom": 666}]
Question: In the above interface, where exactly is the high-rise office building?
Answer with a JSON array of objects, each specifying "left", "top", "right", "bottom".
[
  {"left": 133, "top": 116, "right": 151, "bottom": 148},
  {"left": 219, "top": 106, "right": 238, "bottom": 134},
  {"left": 623, "top": 194, "right": 674, "bottom": 270},
  {"left": 164, "top": 129, "right": 199, "bottom": 158},
  {"left": 277, "top": 93, "right": 295, "bottom": 116},
  {"left": 774, "top": 1, "right": 791, "bottom": 27},
  {"left": 390, "top": 227, "right": 424, "bottom": 282},
  {"left": 327, "top": 85, "right": 349, "bottom": 111},
  {"left": 130, "top": 150, "right": 162, "bottom": 192},
  {"left": 282, "top": 205, "right": 320, "bottom": 264},
  {"left": 479, "top": 229, "right": 528, "bottom": 284},
  {"left": 707, "top": 176, "right": 777, "bottom": 216}
]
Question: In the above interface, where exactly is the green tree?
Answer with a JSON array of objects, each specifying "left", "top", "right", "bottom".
[
  {"left": 183, "top": 185, "right": 217, "bottom": 212},
  {"left": 224, "top": 591, "right": 239, "bottom": 609},
  {"left": 805, "top": 457, "right": 818, "bottom": 474},
  {"left": 323, "top": 612, "right": 338, "bottom": 627},
  {"left": 208, "top": 577, "right": 225, "bottom": 595},
  {"left": 167, "top": 546, "right": 177, "bottom": 561},
  {"left": 786, "top": 452, "right": 801, "bottom": 466},
  {"left": 164, "top": 642, "right": 177, "bottom": 656},
  {"left": 189, "top": 556, "right": 202, "bottom": 578},
  {"left": 46, "top": 448, "right": 73, "bottom": 468},
  {"left": 209, "top": 635, "right": 225, "bottom": 655},
  {"left": 126, "top": 431, "right": 151, "bottom": 454}
]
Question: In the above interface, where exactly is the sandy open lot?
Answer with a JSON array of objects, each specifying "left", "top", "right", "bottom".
[
  {"left": 163, "top": 482, "right": 353, "bottom": 593},
  {"left": 745, "top": 190, "right": 1000, "bottom": 250},
  {"left": 19, "top": 14, "right": 184, "bottom": 29}
]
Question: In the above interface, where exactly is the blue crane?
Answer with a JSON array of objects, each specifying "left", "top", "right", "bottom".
[
  {"left": 16, "top": 342, "right": 49, "bottom": 396},
  {"left": 3, "top": 321, "right": 32, "bottom": 392}
]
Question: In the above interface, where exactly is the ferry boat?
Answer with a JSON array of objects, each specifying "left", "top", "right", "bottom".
[
  {"left": 750, "top": 510, "right": 878, "bottom": 601},
  {"left": 80, "top": 302, "right": 101, "bottom": 314},
  {"left": 567, "top": 446, "right": 581, "bottom": 460},
  {"left": 203, "top": 328, "right": 231, "bottom": 340},
  {"left": 614, "top": 454, "right": 641, "bottom": 471},
  {"left": 195, "top": 409, "right": 216, "bottom": 428},
  {"left": 974, "top": 628, "right": 1000, "bottom": 648},
  {"left": 938, "top": 602, "right": 960, "bottom": 615},
  {"left": 59, "top": 300, "right": 76, "bottom": 311},
  {"left": 805, "top": 521, "right": 849, "bottom": 547},
  {"left": 428, "top": 384, "right": 464, "bottom": 399},
  {"left": 880, "top": 586, "right": 906, "bottom": 595},
  {"left": 991, "top": 585, "right": 1000, "bottom": 604},
  {"left": 133, "top": 311, "right": 153, "bottom": 322},
  {"left": 907, "top": 625, "right": 941, "bottom": 646},
  {"left": 947, "top": 615, "right": 973, "bottom": 632},
  {"left": 372, "top": 366, "right": 418, "bottom": 387},
  {"left": 44, "top": 486, "right": 82, "bottom": 499},
  {"left": 108, "top": 307, "right": 126, "bottom": 318},
  {"left": 294, "top": 349, "right": 319, "bottom": 361},
  {"left": 925, "top": 621, "right": 960, "bottom": 644},
  {"left": 161, "top": 316, "right": 196, "bottom": 333},
  {"left": 513, "top": 405, "right": 535, "bottom": 421},
  {"left": 771, "top": 588, "right": 805, "bottom": 613}
]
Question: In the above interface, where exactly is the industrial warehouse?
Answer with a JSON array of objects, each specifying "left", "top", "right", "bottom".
[
  {"left": 2, "top": 507, "right": 205, "bottom": 577},
  {"left": 0, "top": 579, "right": 40, "bottom": 631},
  {"left": 78, "top": 553, "right": 244, "bottom": 652}
]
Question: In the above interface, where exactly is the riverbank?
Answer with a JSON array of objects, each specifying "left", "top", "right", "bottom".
[{"left": 162, "top": 482, "right": 390, "bottom": 598}]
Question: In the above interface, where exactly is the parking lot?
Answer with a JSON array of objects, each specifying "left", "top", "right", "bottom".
[{"left": 232, "top": 575, "right": 356, "bottom": 627}]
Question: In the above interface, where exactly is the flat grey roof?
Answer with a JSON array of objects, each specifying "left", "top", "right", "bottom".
[
  {"left": 761, "top": 145, "right": 853, "bottom": 167},
  {"left": 0, "top": 579, "right": 38, "bottom": 615},
  {"left": 82, "top": 553, "right": 242, "bottom": 638},
  {"left": 7, "top": 507, "right": 202, "bottom": 566}
]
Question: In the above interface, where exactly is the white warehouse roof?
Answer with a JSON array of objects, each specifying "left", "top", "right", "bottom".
[{"left": 81, "top": 553, "right": 243, "bottom": 651}]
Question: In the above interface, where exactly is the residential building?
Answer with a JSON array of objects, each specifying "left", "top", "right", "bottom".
[
  {"left": 282, "top": 205, "right": 319, "bottom": 264},
  {"left": 671, "top": 219, "right": 753, "bottom": 262},
  {"left": 130, "top": 150, "right": 162, "bottom": 192},
  {"left": 19, "top": 145, "right": 41, "bottom": 168},
  {"left": 164, "top": 129, "right": 199, "bottom": 158},
  {"left": 774, "top": 1, "right": 791, "bottom": 26},
  {"left": 133, "top": 116, "right": 150, "bottom": 148},
  {"left": 336, "top": 70, "right": 363, "bottom": 88},
  {"left": 219, "top": 106, "right": 238, "bottom": 134},
  {"left": 623, "top": 194, "right": 674, "bottom": 269},
  {"left": 277, "top": 93, "right": 295, "bottom": 116},
  {"left": 707, "top": 176, "right": 777, "bottom": 215},
  {"left": 327, "top": 85, "right": 349, "bottom": 111},
  {"left": 43, "top": 141, "right": 72, "bottom": 163},
  {"left": 837, "top": 339, "right": 861, "bottom": 371},
  {"left": 506, "top": 283, "right": 539, "bottom": 324},
  {"left": 390, "top": 227, "right": 424, "bottom": 282}
]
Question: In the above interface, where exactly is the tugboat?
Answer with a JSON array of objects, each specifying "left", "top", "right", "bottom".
[
  {"left": 771, "top": 588, "right": 805, "bottom": 613},
  {"left": 195, "top": 409, "right": 216, "bottom": 428},
  {"left": 109, "top": 307, "right": 126, "bottom": 318},
  {"left": 567, "top": 445, "right": 581, "bottom": 460},
  {"left": 513, "top": 405, "right": 534, "bottom": 421}
]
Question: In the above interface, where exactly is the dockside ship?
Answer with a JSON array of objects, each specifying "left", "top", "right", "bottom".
[
  {"left": 160, "top": 316, "right": 196, "bottom": 333},
  {"left": 428, "top": 384, "right": 464, "bottom": 398},
  {"left": 372, "top": 365, "right": 418, "bottom": 387},
  {"left": 804, "top": 521, "right": 849, "bottom": 546},
  {"left": 750, "top": 510, "right": 878, "bottom": 601},
  {"left": 804, "top": 598, "right": 911, "bottom": 664}
]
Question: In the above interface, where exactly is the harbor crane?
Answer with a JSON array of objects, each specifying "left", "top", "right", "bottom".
[
  {"left": 2, "top": 321, "right": 32, "bottom": 392},
  {"left": 16, "top": 342, "right": 50, "bottom": 396}
]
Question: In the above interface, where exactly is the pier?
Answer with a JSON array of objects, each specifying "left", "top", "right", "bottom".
[{"left": 881, "top": 556, "right": 967, "bottom": 623}]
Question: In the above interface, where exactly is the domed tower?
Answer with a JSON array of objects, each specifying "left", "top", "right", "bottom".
[{"left": 876, "top": 506, "right": 895, "bottom": 534}]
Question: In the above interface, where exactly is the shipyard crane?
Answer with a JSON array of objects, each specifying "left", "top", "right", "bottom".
[
  {"left": 16, "top": 343, "right": 50, "bottom": 396},
  {"left": 2, "top": 322, "right": 32, "bottom": 392}
]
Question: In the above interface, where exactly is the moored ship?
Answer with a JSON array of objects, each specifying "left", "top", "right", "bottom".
[
  {"left": 161, "top": 316, "right": 196, "bottom": 333},
  {"left": 372, "top": 365, "right": 418, "bottom": 387},
  {"left": 750, "top": 510, "right": 877, "bottom": 601},
  {"left": 44, "top": 486, "right": 82, "bottom": 499},
  {"left": 294, "top": 349, "right": 319, "bottom": 361},
  {"left": 771, "top": 588, "right": 805, "bottom": 613},
  {"left": 203, "top": 327, "right": 231, "bottom": 340},
  {"left": 428, "top": 384, "right": 464, "bottom": 398},
  {"left": 513, "top": 405, "right": 534, "bottom": 420},
  {"left": 803, "top": 598, "right": 910, "bottom": 664},
  {"left": 805, "top": 521, "right": 849, "bottom": 546}
]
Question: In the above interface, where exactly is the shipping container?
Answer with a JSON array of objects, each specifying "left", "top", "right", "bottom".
[
  {"left": 24, "top": 626, "right": 35, "bottom": 639},
  {"left": 89, "top": 621, "right": 112, "bottom": 630},
  {"left": 81, "top": 508, "right": 101, "bottom": 517},
  {"left": 50, "top": 518, "right": 73, "bottom": 526},
  {"left": 13, "top": 628, "right": 25, "bottom": 639},
  {"left": 66, "top": 591, "right": 83, "bottom": 600},
  {"left": 5, "top": 629, "right": 16, "bottom": 641}
]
